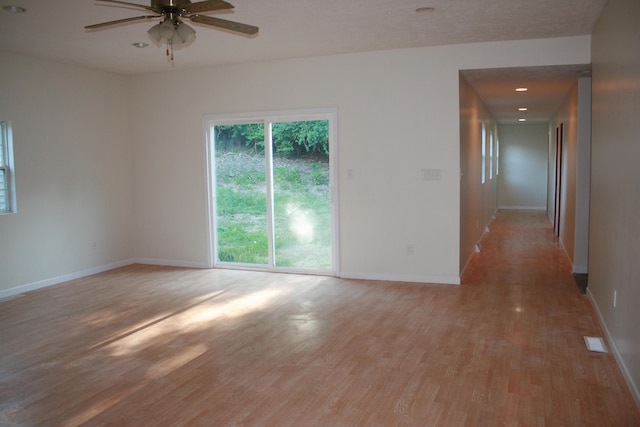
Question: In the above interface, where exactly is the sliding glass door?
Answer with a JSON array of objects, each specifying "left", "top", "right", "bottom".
[{"left": 206, "top": 110, "right": 337, "bottom": 274}]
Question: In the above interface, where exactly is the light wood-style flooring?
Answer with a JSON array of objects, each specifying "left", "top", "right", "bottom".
[{"left": 1, "top": 210, "right": 639, "bottom": 426}]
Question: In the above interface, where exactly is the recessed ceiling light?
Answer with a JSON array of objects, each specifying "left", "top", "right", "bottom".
[
  {"left": 132, "top": 42, "right": 149, "bottom": 48},
  {"left": 3, "top": 5, "right": 26, "bottom": 14},
  {"left": 518, "top": 107, "right": 528, "bottom": 111},
  {"left": 518, "top": 118, "right": 527, "bottom": 122},
  {"left": 416, "top": 7, "right": 435, "bottom": 13},
  {"left": 515, "top": 87, "right": 528, "bottom": 92}
]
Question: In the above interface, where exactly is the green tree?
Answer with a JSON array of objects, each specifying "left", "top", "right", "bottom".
[
  {"left": 215, "top": 120, "right": 328, "bottom": 160},
  {"left": 272, "top": 120, "right": 329, "bottom": 158},
  {"left": 215, "top": 123, "right": 265, "bottom": 152}
]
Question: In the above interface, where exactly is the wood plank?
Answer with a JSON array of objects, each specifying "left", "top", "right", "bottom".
[{"left": 1, "top": 210, "right": 638, "bottom": 426}]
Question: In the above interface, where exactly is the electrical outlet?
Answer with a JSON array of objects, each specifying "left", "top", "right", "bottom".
[
  {"left": 406, "top": 244, "right": 414, "bottom": 256},
  {"left": 347, "top": 169, "right": 355, "bottom": 180},
  {"left": 92, "top": 241, "right": 97, "bottom": 250}
]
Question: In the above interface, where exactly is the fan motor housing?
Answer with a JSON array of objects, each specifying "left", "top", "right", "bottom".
[
  {"left": 152, "top": 0, "right": 180, "bottom": 6},
  {"left": 152, "top": 0, "right": 183, "bottom": 12}
]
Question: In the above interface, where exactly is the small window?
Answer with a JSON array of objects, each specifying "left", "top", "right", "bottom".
[
  {"left": 489, "top": 129, "right": 494, "bottom": 180},
  {"left": 0, "top": 121, "right": 16, "bottom": 214},
  {"left": 481, "top": 122, "right": 486, "bottom": 184},
  {"left": 496, "top": 136, "right": 500, "bottom": 176}
]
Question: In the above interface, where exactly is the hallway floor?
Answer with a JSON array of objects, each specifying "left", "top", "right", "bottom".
[
  {"left": 0, "top": 210, "right": 639, "bottom": 426},
  {"left": 461, "top": 209, "right": 640, "bottom": 426}
]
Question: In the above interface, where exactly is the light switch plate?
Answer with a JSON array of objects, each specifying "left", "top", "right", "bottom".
[{"left": 421, "top": 168, "right": 441, "bottom": 181}]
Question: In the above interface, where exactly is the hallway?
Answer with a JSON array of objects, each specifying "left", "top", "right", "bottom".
[{"left": 461, "top": 209, "right": 640, "bottom": 425}]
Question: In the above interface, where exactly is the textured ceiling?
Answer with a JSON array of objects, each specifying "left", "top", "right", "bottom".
[{"left": 0, "top": 0, "right": 606, "bottom": 123}]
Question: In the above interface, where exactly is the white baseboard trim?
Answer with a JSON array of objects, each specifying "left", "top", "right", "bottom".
[
  {"left": 459, "top": 252, "right": 475, "bottom": 279},
  {"left": 0, "top": 259, "right": 135, "bottom": 300},
  {"left": 587, "top": 288, "right": 640, "bottom": 409},
  {"left": 339, "top": 271, "right": 460, "bottom": 285},
  {"left": 498, "top": 205, "right": 547, "bottom": 211},
  {"left": 134, "top": 258, "right": 210, "bottom": 269}
]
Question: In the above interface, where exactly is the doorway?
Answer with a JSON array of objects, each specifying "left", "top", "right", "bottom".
[
  {"left": 205, "top": 109, "right": 339, "bottom": 275},
  {"left": 553, "top": 122, "right": 564, "bottom": 237}
]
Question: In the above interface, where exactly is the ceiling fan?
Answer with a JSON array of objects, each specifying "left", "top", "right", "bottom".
[{"left": 85, "top": 0, "right": 258, "bottom": 61}]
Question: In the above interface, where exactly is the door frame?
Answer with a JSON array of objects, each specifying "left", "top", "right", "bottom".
[{"left": 203, "top": 107, "right": 340, "bottom": 276}]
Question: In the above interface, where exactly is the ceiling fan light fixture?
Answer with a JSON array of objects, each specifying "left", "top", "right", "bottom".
[
  {"left": 147, "top": 23, "right": 164, "bottom": 42},
  {"left": 159, "top": 19, "right": 176, "bottom": 39},
  {"left": 174, "top": 22, "right": 196, "bottom": 44},
  {"left": 171, "top": 29, "right": 185, "bottom": 44},
  {"left": 87, "top": 0, "right": 258, "bottom": 65}
]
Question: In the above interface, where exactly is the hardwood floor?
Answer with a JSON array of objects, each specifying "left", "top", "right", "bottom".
[{"left": 1, "top": 210, "right": 639, "bottom": 426}]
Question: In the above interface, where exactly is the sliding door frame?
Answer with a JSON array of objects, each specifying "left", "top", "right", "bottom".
[{"left": 203, "top": 107, "right": 340, "bottom": 276}]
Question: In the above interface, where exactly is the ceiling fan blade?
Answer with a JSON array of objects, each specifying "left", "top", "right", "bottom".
[
  {"left": 189, "top": 14, "right": 258, "bottom": 35},
  {"left": 93, "top": 0, "right": 156, "bottom": 12},
  {"left": 85, "top": 15, "right": 159, "bottom": 29},
  {"left": 184, "top": 0, "right": 234, "bottom": 14}
]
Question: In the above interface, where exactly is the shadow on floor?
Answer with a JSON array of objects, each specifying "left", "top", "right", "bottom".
[{"left": 573, "top": 273, "right": 588, "bottom": 294}]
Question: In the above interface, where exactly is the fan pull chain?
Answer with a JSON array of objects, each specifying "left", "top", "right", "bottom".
[{"left": 166, "top": 39, "right": 174, "bottom": 63}]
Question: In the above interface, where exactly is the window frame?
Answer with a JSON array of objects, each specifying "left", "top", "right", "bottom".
[{"left": 0, "top": 120, "right": 16, "bottom": 214}]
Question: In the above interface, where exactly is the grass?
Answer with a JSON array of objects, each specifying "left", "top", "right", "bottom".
[{"left": 215, "top": 152, "right": 331, "bottom": 268}]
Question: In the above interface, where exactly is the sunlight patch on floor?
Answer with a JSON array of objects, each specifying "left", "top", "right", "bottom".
[{"left": 106, "top": 288, "right": 288, "bottom": 357}]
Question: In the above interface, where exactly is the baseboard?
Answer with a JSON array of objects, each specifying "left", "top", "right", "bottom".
[
  {"left": 339, "top": 271, "right": 460, "bottom": 285},
  {"left": 498, "top": 205, "right": 547, "bottom": 211},
  {"left": 460, "top": 212, "right": 496, "bottom": 279},
  {"left": 459, "top": 251, "right": 475, "bottom": 279},
  {"left": 587, "top": 288, "right": 640, "bottom": 409},
  {"left": 0, "top": 259, "right": 135, "bottom": 300},
  {"left": 134, "top": 258, "right": 210, "bottom": 269}
]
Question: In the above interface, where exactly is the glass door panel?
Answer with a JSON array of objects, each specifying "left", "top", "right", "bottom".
[
  {"left": 271, "top": 120, "right": 332, "bottom": 269},
  {"left": 213, "top": 123, "right": 269, "bottom": 265}
]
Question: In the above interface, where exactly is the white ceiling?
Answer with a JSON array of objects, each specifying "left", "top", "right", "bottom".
[
  {"left": 0, "top": 0, "right": 606, "bottom": 123},
  {"left": 462, "top": 64, "right": 592, "bottom": 124}
]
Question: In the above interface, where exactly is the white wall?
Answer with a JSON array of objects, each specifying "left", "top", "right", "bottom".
[
  {"left": 574, "top": 78, "right": 592, "bottom": 274},
  {"left": 548, "top": 79, "right": 592, "bottom": 272},
  {"left": 0, "top": 51, "right": 133, "bottom": 295},
  {"left": 498, "top": 124, "right": 548, "bottom": 210},
  {"left": 0, "top": 35, "right": 592, "bottom": 293},
  {"left": 459, "top": 75, "right": 498, "bottom": 273},
  {"left": 129, "top": 36, "right": 591, "bottom": 285},
  {"left": 590, "top": 0, "right": 640, "bottom": 405},
  {"left": 551, "top": 86, "right": 578, "bottom": 262}
]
